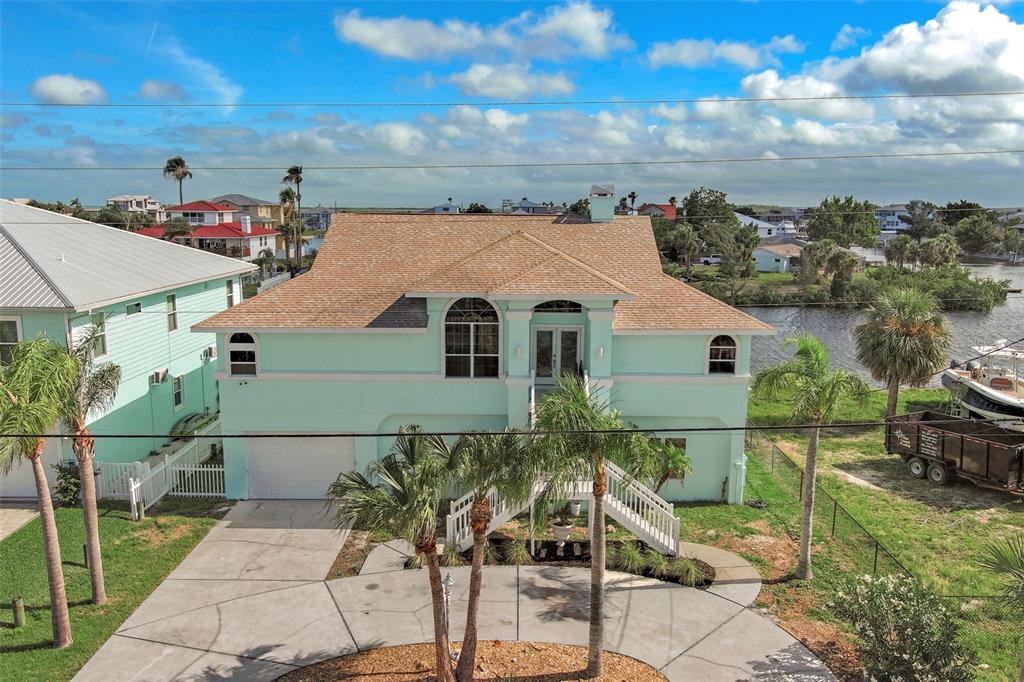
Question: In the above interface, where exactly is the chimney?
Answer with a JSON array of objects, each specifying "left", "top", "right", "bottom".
[
  {"left": 589, "top": 184, "right": 615, "bottom": 223},
  {"left": 240, "top": 214, "right": 252, "bottom": 234}
]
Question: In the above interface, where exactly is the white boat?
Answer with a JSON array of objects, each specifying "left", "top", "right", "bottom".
[{"left": 942, "top": 341, "right": 1024, "bottom": 431}]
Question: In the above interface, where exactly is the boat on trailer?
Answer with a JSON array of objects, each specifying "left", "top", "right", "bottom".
[{"left": 941, "top": 340, "right": 1024, "bottom": 431}]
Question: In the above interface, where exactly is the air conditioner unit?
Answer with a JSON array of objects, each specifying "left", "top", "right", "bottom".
[
  {"left": 203, "top": 344, "right": 217, "bottom": 360},
  {"left": 150, "top": 368, "right": 169, "bottom": 385}
]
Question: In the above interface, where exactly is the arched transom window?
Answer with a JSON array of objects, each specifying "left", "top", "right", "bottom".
[
  {"left": 708, "top": 335, "right": 737, "bottom": 374},
  {"left": 445, "top": 298, "right": 499, "bottom": 378},
  {"left": 533, "top": 300, "right": 582, "bottom": 313},
  {"left": 228, "top": 332, "right": 257, "bottom": 376}
]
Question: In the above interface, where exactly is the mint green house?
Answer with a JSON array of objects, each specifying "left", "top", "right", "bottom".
[
  {"left": 197, "top": 186, "right": 774, "bottom": 503},
  {"left": 0, "top": 200, "right": 254, "bottom": 497}
]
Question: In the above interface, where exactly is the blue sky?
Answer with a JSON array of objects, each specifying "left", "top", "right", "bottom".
[{"left": 1, "top": 1, "right": 1022, "bottom": 208}]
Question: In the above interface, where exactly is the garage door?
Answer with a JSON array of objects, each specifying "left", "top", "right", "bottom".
[{"left": 247, "top": 436, "right": 355, "bottom": 499}]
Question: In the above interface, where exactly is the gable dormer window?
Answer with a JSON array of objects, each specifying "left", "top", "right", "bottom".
[
  {"left": 228, "top": 332, "right": 257, "bottom": 376},
  {"left": 444, "top": 298, "right": 499, "bottom": 378},
  {"left": 708, "top": 335, "right": 737, "bottom": 374}
]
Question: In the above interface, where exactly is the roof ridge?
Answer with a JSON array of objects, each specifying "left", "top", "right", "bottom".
[
  {"left": 0, "top": 221, "right": 73, "bottom": 308},
  {"left": 514, "top": 231, "right": 635, "bottom": 295}
]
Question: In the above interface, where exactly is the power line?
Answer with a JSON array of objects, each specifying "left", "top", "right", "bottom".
[
  {"left": 2, "top": 90, "right": 1022, "bottom": 108},
  {"left": 4, "top": 416, "right": 1019, "bottom": 440},
  {"left": 2, "top": 149, "right": 1020, "bottom": 172},
  {"left": 734, "top": 296, "right": 1023, "bottom": 308}
]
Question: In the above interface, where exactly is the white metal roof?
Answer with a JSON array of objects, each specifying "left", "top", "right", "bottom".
[{"left": 0, "top": 200, "right": 255, "bottom": 311}]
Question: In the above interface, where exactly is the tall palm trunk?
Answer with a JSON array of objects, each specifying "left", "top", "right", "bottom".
[
  {"left": 294, "top": 183, "right": 302, "bottom": 262},
  {"left": 74, "top": 427, "right": 105, "bottom": 604},
  {"left": 886, "top": 379, "right": 900, "bottom": 418},
  {"left": 456, "top": 496, "right": 489, "bottom": 682},
  {"left": 421, "top": 540, "right": 456, "bottom": 682},
  {"left": 178, "top": 179, "right": 183, "bottom": 205},
  {"left": 587, "top": 456, "right": 607, "bottom": 677},
  {"left": 797, "top": 420, "right": 821, "bottom": 580},
  {"left": 31, "top": 442, "right": 72, "bottom": 648}
]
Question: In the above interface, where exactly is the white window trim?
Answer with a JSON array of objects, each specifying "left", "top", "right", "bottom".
[
  {"left": 226, "top": 280, "right": 236, "bottom": 308},
  {"left": 91, "top": 314, "right": 109, "bottom": 358},
  {"left": 441, "top": 297, "right": 503, "bottom": 379},
  {"left": 226, "top": 330, "right": 259, "bottom": 377},
  {"left": 0, "top": 315, "right": 22, "bottom": 363},
  {"left": 126, "top": 301, "right": 142, "bottom": 316},
  {"left": 166, "top": 294, "right": 178, "bottom": 332},
  {"left": 172, "top": 374, "right": 185, "bottom": 411},
  {"left": 705, "top": 334, "right": 738, "bottom": 376}
]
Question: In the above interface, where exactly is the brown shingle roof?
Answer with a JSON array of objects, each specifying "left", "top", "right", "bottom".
[{"left": 196, "top": 213, "right": 773, "bottom": 333}]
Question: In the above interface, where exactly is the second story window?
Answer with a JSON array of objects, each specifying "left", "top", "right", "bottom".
[
  {"left": 91, "top": 314, "right": 108, "bottom": 357},
  {"left": 172, "top": 375, "right": 185, "bottom": 409},
  {"left": 0, "top": 317, "right": 21, "bottom": 365},
  {"left": 226, "top": 280, "right": 235, "bottom": 308},
  {"left": 708, "top": 335, "right": 737, "bottom": 374},
  {"left": 166, "top": 294, "right": 178, "bottom": 331},
  {"left": 445, "top": 298, "right": 499, "bottom": 378},
  {"left": 228, "top": 332, "right": 257, "bottom": 376},
  {"left": 126, "top": 301, "right": 141, "bottom": 316}
]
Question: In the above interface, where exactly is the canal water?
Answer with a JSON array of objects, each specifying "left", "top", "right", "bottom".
[{"left": 746, "top": 264, "right": 1024, "bottom": 386}]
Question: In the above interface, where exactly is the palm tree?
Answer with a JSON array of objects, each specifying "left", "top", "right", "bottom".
[
  {"left": 854, "top": 289, "right": 952, "bottom": 418},
  {"left": 327, "top": 427, "right": 457, "bottom": 682},
  {"left": 752, "top": 335, "right": 869, "bottom": 579},
  {"left": 884, "top": 234, "right": 919, "bottom": 270},
  {"left": 162, "top": 216, "right": 197, "bottom": 248},
  {"left": 633, "top": 440, "right": 692, "bottom": 494},
  {"left": 668, "top": 196, "right": 677, "bottom": 208},
  {"left": 0, "top": 337, "right": 79, "bottom": 647},
  {"left": 919, "top": 234, "right": 960, "bottom": 268},
  {"left": 672, "top": 224, "right": 702, "bottom": 275},
  {"left": 162, "top": 156, "right": 192, "bottom": 205},
  {"left": 799, "top": 239, "right": 839, "bottom": 284},
  {"left": 533, "top": 374, "right": 651, "bottom": 677},
  {"left": 279, "top": 186, "right": 298, "bottom": 261},
  {"left": 453, "top": 431, "right": 534, "bottom": 682},
  {"left": 60, "top": 327, "right": 121, "bottom": 605},
  {"left": 627, "top": 191, "right": 638, "bottom": 209},
  {"left": 979, "top": 536, "right": 1024, "bottom": 681},
  {"left": 282, "top": 166, "right": 303, "bottom": 260}
]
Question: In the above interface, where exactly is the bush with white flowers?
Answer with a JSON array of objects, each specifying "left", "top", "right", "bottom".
[{"left": 831, "top": 574, "right": 976, "bottom": 682}]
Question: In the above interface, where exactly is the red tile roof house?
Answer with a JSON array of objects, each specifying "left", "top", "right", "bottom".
[
  {"left": 194, "top": 185, "right": 773, "bottom": 529},
  {"left": 138, "top": 201, "right": 280, "bottom": 262},
  {"left": 638, "top": 203, "right": 677, "bottom": 220}
]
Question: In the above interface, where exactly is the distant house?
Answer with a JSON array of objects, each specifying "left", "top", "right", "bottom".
[
  {"left": 874, "top": 204, "right": 909, "bottom": 230},
  {"left": 138, "top": 201, "right": 280, "bottom": 262},
  {"left": 735, "top": 212, "right": 789, "bottom": 239},
  {"left": 107, "top": 195, "right": 166, "bottom": 222},
  {"left": 638, "top": 203, "right": 677, "bottom": 220},
  {"left": 209, "top": 194, "right": 284, "bottom": 227},
  {"left": 507, "top": 197, "right": 559, "bottom": 215},
  {"left": 753, "top": 208, "right": 802, "bottom": 226},
  {"left": 300, "top": 207, "right": 333, "bottom": 230},
  {"left": 420, "top": 201, "right": 460, "bottom": 215},
  {"left": 0, "top": 200, "right": 253, "bottom": 497},
  {"left": 753, "top": 242, "right": 804, "bottom": 273}
]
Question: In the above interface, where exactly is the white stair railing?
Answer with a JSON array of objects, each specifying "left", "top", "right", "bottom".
[{"left": 445, "top": 460, "right": 680, "bottom": 556}]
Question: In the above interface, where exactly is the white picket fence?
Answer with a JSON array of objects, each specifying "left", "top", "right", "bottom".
[{"left": 170, "top": 464, "right": 226, "bottom": 498}]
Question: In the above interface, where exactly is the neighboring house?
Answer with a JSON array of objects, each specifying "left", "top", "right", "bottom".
[
  {"left": 753, "top": 207, "right": 802, "bottom": 227},
  {"left": 753, "top": 242, "right": 803, "bottom": 273},
  {"left": 195, "top": 185, "right": 774, "bottom": 503},
  {"left": 507, "top": 197, "right": 560, "bottom": 215},
  {"left": 107, "top": 194, "right": 166, "bottom": 222},
  {"left": 638, "top": 203, "right": 677, "bottom": 220},
  {"left": 209, "top": 194, "right": 285, "bottom": 227},
  {"left": 138, "top": 202, "right": 280, "bottom": 262},
  {"left": 300, "top": 207, "right": 333, "bottom": 230},
  {"left": 0, "top": 200, "right": 254, "bottom": 498},
  {"left": 874, "top": 204, "right": 909, "bottom": 230},
  {"left": 736, "top": 212, "right": 783, "bottom": 239},
  {"left": 420, "top": 201, "right": 460, "bottom": 215}
]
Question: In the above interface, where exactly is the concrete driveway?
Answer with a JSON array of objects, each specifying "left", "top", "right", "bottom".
[{"left": 75, "top": 501, "right": 834, "bottom": 681}]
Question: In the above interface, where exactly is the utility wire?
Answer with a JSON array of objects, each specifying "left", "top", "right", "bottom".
[
  {"left": 4, "top": 416, "right": 1020, "bottom": 440},
  {"left": 2, "top": 90, "right": 1022, "bottom": 108},
  {"left": 2, "top": 149, "right": 1020, "bottom": 172}
]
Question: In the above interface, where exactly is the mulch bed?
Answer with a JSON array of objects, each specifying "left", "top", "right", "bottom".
[
  {"left": 327, "top": 530, "right": 374, "bottom": 579},
  {"left": 276, "top": 640, "right": 667, "bottom": 681}
]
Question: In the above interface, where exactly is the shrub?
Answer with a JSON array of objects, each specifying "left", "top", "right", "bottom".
[
  {"left": 609, "top": 542, "right": 645, "bottom": 574},
  {"left": 52, "top": 461, "right": 82, "bottom": 507},
  {"left": 831, "top": 574, "right": 976, "bottom": 682},
  {"left": 404, "top": 552, "right": 425, "bottom": 570},
  {"left": 483, "top": 539, "right": 501, "bottom": 565},
  {"left": 440, "top": 542, "right": 464, "bottom": 567},
  {"left": 644, "top": 550, "right": 668, "bottom": 578},
  {"left": 504, "top": 539, "right": 532, "bottom": 565},
  {"left": 668, "top": 557, "right": 705, "bottom": 587}
]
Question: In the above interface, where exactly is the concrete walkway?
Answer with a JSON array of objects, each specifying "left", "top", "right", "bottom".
[
  {"left": 75, "top": 502, "right": 834, "bottom": 681},
  {"left": 0, "top": 501, "right": 38, "bottom": 541}
]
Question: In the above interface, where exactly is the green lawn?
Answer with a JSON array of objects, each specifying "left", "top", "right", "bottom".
[{"left": 0, "top": 498, "right": 226, "bottom": 682}]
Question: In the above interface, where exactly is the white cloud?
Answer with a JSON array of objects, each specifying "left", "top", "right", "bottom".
[
  {"left": 741, "top": 70, "right": 874, "bottom": 119},
  {"left": 823, "top": 1, "right": 1024, "bottom": 93},
  {"left": 483, "top": 108, "right": 529, "bottom": 132},
  {"left": 648, "top": 34, "right": 804, "bottom": 69},
  {"left": 138, "top": 79, "right": 188, "bottom": 101},
  {"left": 449, "top": 64, "right": 574, "bottom": 98},
  {"left": 334, "top": 2, "right": 631, "bottom": 61},
  {"left": 155, "top": 37, "right": 242, "bottom": 107},
  {"left": 369, "top": 122, "right": 427, "bottom": 153},
  {"left": 830, "top": 24, "right": 870, "bottom": 51},
  {"left": 29, "top": 74, "right": 106, "bottom": 104},
  {"left": 661, "top": 127, "right": 710, "bottom": 153},
  {"left": 650, "top": 103, "right": 688, "bottom": 122}
]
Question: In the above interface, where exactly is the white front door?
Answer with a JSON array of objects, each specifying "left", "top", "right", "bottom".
[
  {"left": 247, "top": 436, "right": 355, "bottom": 499},
  {"left": 532, "top": 326, "right": 583, "bottom": 385}
]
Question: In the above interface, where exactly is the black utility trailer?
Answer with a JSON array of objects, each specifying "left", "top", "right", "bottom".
[{"left": 885, "top": 411, "right": 1023, "bottom": 492}]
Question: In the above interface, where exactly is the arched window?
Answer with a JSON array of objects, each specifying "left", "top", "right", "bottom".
[
  {"left": 445, "top": 298, "right": 499, "bottom": 378},
  {"left": 708, "top": 335, "right": 737, "bottom": 374},
  {"left": 228, "top": 332, "right": 257, "bottom": 376},
  {"left": 533, "top": 300, "right": 582, "bottom": 313}
]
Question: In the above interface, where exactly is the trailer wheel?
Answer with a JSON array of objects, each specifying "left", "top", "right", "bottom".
[
  {"left": 907, "top": 457, "right": 928, "bottom": 479},
  {"left": 927, "top": 462, "right": 949, "bottom": 485}
]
